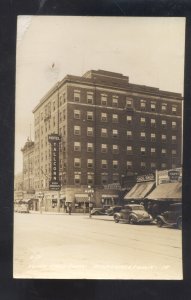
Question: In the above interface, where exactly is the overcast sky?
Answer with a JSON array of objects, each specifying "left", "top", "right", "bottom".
[{"left": 15, "top": 16, "right": 185, "bottom": 174}]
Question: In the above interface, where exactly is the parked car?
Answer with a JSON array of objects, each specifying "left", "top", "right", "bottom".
[
  {"left": 90, "top": 207, "right": 107, "bottom": 215},
  {"left": 156, "top": 203, "right": 182, "bottom": 230},
  {"left": 106, "top": 206, "right": 123, "bottom": 216},
  {"left": 113, "top": 204, "right": 153, "bottom": 224}
]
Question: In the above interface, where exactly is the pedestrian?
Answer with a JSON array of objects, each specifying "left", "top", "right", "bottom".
[{"left": 68, "top": 203, "right": 72, "bottom": 215}]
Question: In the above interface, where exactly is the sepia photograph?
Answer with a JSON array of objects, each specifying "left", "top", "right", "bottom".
[{"left": 13, "top": 16, "right": 185, "bottom": 279}]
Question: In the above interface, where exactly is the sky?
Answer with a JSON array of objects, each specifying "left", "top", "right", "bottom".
[{"left": 15, "top": 16, "right": 185, "bottom": 174}]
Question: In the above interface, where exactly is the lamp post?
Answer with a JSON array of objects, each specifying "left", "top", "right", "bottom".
[{"left": 85, "top": 185, "right": 94, "bottom": 218}]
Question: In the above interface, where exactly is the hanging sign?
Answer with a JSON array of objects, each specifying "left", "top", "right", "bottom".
[{"left": 48, "top": 134, "right": 61, "bottom": 190}]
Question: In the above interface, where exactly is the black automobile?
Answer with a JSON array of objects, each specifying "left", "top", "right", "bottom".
[
  {"left": 113, "top": 204, "right": 153, "bottom": 224},
  {"left": 106, "top": 205, "right": 123, "bottom": 216},
  {"left": 156, "top": 203, "right": 182, "bottom": 230}
]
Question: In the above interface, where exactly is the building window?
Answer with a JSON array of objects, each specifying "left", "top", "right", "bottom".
[
  {"left": 151, "top": 118, "right": 156, "bottom": 127},
  {"left": 172, "top": 164, "right": 176, "bottom": 169},
  {"left": 87, "top": 173, "right": 94, "bottom": 185},
  {"left": 112, "top": 96, "right": 118, "bottom": 107},
  {"left": 172, "top": 121, "right": 177, "bottom": 129},
  {"left": 161, "top": 163, "right": 167, "bottom": 169},
  {"left": 53, "top": 116, "right": 56, "bottom": 127},
  {"left": 151, "top": 162, "right": 156, "bottom": 170},
  {"left": 101, "top": 94, "right": 107, "bottom": 106},
  {"left": 87, "top": 143, "right": 93, "bottom": 152},
  {"left": 87, "top": 159, "right": 94, "bottom": 168},
  {"left": 87, "top": 127, "right": 94, "bottom": 136},
  {"left": 74, "top": 90, "right": 80, "bottom": 102},
  {"left": 74, "top": 110, "right": 80, "bottom": 119},
  {"left": 74, "top": 174, "right": 81, "bottom": 185},
  {"left": 141, "top": 162, "right": 146, "bottom": 171},
  {"left": 87, "top": 92, "right": 93, "bottom": 104},
  {"left": 151, "top": 133, "right": 156, "bottom": 142},
  {"left": 162, "top": 148, "right": 167, "bottom": 156},
  {"left": 112, "top": 129, "right": 118, "bottom": 138},
  {"left": 113, "top": 160, "right": 119, "bottom": 170},
  {"left": 74, "top": 142, "right": 81, "bottom": 151},
  {"left": 53, "top": 101, "right": 56, "bottom": 111},
  {"left": 162, "top": 134, "right": 167, "bottom": 142},
  {"left": 113, "top": 174, "right": 119, "bottom": 183},
  {"left": 101, "top": 160, "right": 108, "bottom": 169},
  {"left": 140, "top": 132, "right": 146, "bottom": 141},
  {"left": 127, "top": 130, "right": 132, "bottom": 139},
  {"left": 101, "top": 128, "right": 108, "bottom": 137},
  {"left": 101, "top": 174, "right": 108, "bottom": 185},
  {"left": 127, "top": 161, "right": 132, "bottom": 170},
  {"left": 172, "top": 105, "right": 177, "bottom": 115},
  {"left": 126, "top": 98, "right": 133, "bottom": 108},
  {"left": 74, "top": 158, "right": 81, "bottom": 168},
  {"left": 162, "top": 120, "right": 167, "bottom": 129},
  {"left": 87, "top": 111, "right": 94, "bottom": 121},
  {"left": 151, "top": 102, "right": 156, "bottom": 111},
  {"left": 74, "top": 125, "right": 81, "bottom": 135},
  {"left": 112, "top": 145, "right": 119, "bottom": 154},
  {"left": 127, "top": 115, "right": 132, "bottom": 124},
  {"left": 101, "top": 112, "right": 108, "bottom": 122},
  {"left": 59, "top": 95, "right": 63, "bottom": 106},
  {"left": 140, "top": 117, "right": 146, "bottom": 126},
  {"left": 101, "top": 144, "right": 108, "bottom": 153},
  {"left": 161, "top": 103, "right": 167, "bottom": 112},
  {"left": 140, "top": 100, "right": 146, "bottom": 110},
  {"left": 172, "top": 135, "right": 177, "bottom": 143},
  {"left": 151, "top": 148, "right": 156, "bottom": 155},
  {"left": 112, "top": 114, "right": 118, "bottom": 123},
  {"left": 141, "top": 147, "right": 146, "bottom": 155},
  {"left": 127, "top": 146, "right": 132, "bottom": 154},
  {"left": 172, "top": 149, "right": 177, "bottom": 156}
]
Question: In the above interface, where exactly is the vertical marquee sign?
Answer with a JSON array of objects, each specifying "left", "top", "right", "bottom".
[{"left": 48, "top": 134, "right": 61, "bottom": 190}]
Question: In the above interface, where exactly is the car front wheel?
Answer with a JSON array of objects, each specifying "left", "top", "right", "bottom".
[
  {"left": 114, "top": 215, "right": 119, "bottom": 223},
  {"left": 129, "top": 216, "right": 137, "bottom": 225},
  {"left": 157, "top": 219, "right": 163, "bottom": 227}
]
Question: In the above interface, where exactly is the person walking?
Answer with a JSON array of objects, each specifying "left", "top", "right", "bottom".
[{"left": 68, "top": 203, "right": 72, "bottom": 215}]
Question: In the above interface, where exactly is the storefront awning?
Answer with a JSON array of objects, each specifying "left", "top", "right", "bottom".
[
  {"left": 75, "top": 194, "right": 89, "bottom": 202},
  {"left": 147, "top": 182, "right": 182, "bottom": 201},
  {"left": 124, "top": 181, "right": 155, "bottom": 200}
]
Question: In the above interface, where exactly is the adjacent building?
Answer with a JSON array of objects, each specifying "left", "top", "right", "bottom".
[{"left": 32, "top": 69, "right": 183, "bottom": 209}]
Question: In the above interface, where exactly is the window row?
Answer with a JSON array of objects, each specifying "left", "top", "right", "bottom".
[
  {"left": 73, "top": 90, "right": 179, "bottom": 114},
  {"left": 74, "top": 110, "right": 178, "bottom": 128}
]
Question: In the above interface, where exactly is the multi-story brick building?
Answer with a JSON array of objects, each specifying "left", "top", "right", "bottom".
[
  {"left": 32, "top": 69, "right": 183, "bottom": 210},
  {"left": 21, "top": 138, "right": 35, "bottom": 193}
]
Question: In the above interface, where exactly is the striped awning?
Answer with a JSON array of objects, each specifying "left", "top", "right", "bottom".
[
  {"left": 101, "top": 194, "right": 119, "bottom": 198},
  {"left": 75, "top": 194, "right": 89, "bottom": 202},
  {"left": 124, "top": 182, "right": 155, "bottom": 200},
  {"left": 147, "top": 182, "right": 182, "bottom": 201}
]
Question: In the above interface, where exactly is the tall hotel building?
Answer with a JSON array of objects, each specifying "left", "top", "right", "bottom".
[{"left": 32, "top": 70, "right": 183, "bottom": 209}]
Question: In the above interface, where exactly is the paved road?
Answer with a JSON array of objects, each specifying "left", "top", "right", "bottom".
[{"left": 13, "top": 212, "right": 182, "bottom": 279}]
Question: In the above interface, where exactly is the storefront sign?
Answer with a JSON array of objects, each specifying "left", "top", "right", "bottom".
[
  {"left": 136, "top": 173, "right": 155, "bottom": 183},
  {"left": 168, "top": 170, "right": 180, "bottom": 181},
  {"left": 48, "top": 134, "right": 61, "bottom": 191}
]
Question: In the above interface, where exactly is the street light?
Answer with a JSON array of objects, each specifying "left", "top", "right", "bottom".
[{"left": 85, "top": 185, "right": 94, "bottom": 218}]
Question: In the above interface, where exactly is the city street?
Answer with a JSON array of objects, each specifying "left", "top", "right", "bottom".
[{"left": 13, "top": 212, "right": 182, "bottom": 280}]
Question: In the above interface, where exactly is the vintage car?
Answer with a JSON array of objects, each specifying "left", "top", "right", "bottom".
[
  {"left": 106, "top": 205, "right": 123, "bottom": 216},
  {"left": 113, "top": 204, "right": 153, "bottom": 224},
  {"left": 90, "top": 207, "right": 107, "bottom": 215},
  {"left": 156, "top": 203, "right": 182, "bottom": 229}
]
